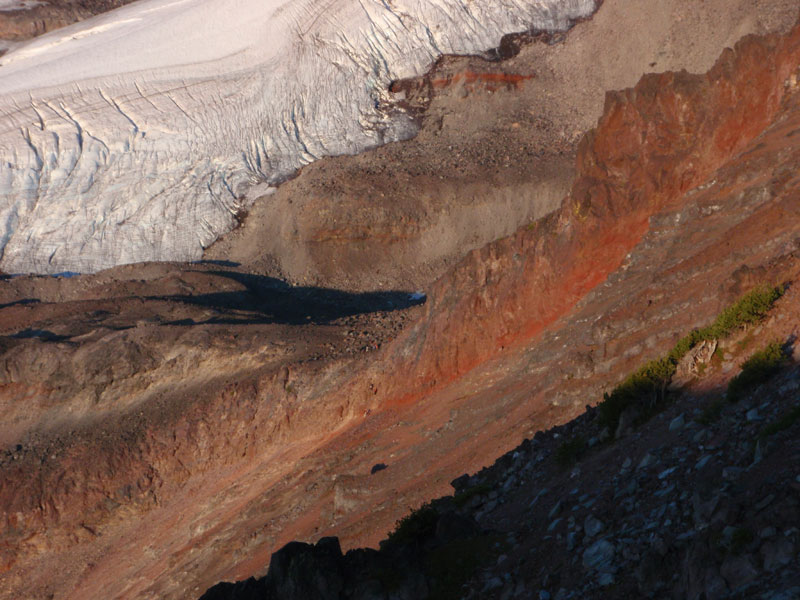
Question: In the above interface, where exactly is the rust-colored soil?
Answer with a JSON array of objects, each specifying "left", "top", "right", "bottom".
[
  {"left": 2, "top": 3, "right": 800, "bottom": 600},
  {"left": 204, "top": 0, "right": 799, "bottom": 292}
]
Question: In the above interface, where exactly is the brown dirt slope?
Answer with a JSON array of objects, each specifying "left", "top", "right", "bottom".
[
  {"left": 2, "top": 6, "right": 800, "bottom": 600},
  {"left": 201, "top": 284, "right": 800, "bottom": 599},
  {"left": 205, "top": 0, "right": 799, "bottom": 292}
]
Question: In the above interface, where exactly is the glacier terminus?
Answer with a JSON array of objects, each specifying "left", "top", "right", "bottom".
[{"left": 0, "top": 0, "right": 596, "bottom": 274}]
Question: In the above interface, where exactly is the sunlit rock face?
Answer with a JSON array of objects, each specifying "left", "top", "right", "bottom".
[{"left": 0, "top": 0, "right": 596, "bottom": 274}]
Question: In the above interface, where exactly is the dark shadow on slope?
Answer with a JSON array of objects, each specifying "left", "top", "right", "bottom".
[
  {"left": 193, "top": 260, "right": 241, "bottom": 268},
  {"left": 199, "top": 358, "right": 800, "bottom": 600},
  {"left": 157, "top": 271, "right": 426, "bottom": 326},
  {"left": 11, "top": 328, "right": 70, "bottom": 342},
  {"left": 0, "top": 297, "right": 39, "bottom": 310}
]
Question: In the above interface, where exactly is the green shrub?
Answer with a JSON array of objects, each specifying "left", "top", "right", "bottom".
[
  {"left": 667, "top": 329, "right": 705, "bottom": 364},
  {"left": 726, "top": 341, "right": 787, "bottom": 403},
  {"left": 706, "top": 284, "right": 784, "bottom": 339},
  {"left": 735, "top": 331, "right": 756, "bottom": 353},
  {"left": 697, "top": 397, "right": 725, "bottom": 425},
  {"left": 371, "top": 566, "right": 406, "bottom": 592},
  {"left": 711, "top": 344, "right": 724, "bottom": 367},
  {"left": 669, "top": 284, "right": 784, "bottom": 357},
  {"left": 453, "top": 483, "right": 492, "bottom": 508},
  {"left": 759, "top": 403, "right": 800, "bottom": 439},
  {"left": 598, "top": 357, "right": 675, "bottom": 434},
  {"left": 729, "top": 527, "right": 755, "bottom": 555},
  {"left": 426, "top": 534, "right": 504, "bottom": 600},
  {"left": 597, "top": 284, "right": 784, "bottom": 435}
]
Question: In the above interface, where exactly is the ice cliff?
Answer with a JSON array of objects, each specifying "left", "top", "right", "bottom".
[{"left": 0, "top": 0, "right": 596, "bottom": 273}]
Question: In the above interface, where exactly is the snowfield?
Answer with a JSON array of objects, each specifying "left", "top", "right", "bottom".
[{"left": 0, "top": 0, "right": 596, "bottom": 273}]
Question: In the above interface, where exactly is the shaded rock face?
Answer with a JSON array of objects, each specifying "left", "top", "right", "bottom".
[
  {"left": 260, "top": 538, "right": 347, "bottom": 600},
  {"left": 3, "top": 12, "right": 800, "bottom": 600},
  {"left": 201, "top": 512, "right": 489, "bottom": 600}
]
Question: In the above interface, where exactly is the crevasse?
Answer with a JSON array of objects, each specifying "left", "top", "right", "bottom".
[{"left": 0, "top": 0, "right": 596, "bottom": 274}]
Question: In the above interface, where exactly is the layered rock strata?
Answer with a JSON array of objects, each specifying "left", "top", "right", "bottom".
[
  {"left": 205, "top": 0, "right": 800, "bottom": 291},
  {"left": 2, "top": 14, "right": 800, "bottom": 600}
]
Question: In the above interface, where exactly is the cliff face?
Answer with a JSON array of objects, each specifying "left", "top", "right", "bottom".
[
  {"left": 204, "top": 0, "right": 799, "bottom": 293},
  {"left": 374, "top": 22, "right": 800, "bottom": 405},
  {"left": 1, "top": 14, "right": 800, "bottom": 600},
  {"left": 202, "top": 282, "right": 800, "bottom": 600}
]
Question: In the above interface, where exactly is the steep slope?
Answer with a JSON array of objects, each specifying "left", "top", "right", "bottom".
[
  {"left": 201, "top": 285, "right": 800, "bottom": 599},
  {"left": 2, "top": 17, "right": 800, "bottom": 600}
]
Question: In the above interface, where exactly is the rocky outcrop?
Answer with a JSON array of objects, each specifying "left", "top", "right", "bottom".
[
  {"left": 2, "top": 11, "right": 800, "bottom": 600},
  {"left": 203, "top": 297, "right": 800, "bottom": 598},
  {"left": 372, "top": 21, "right": 800, "bottom": 407},
  {"left": 205, "top": 0, "right": 800, "bottom": 292}
]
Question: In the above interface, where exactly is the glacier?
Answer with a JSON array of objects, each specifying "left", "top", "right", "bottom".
[{"left": 0, "top": 0, "right": 596, "bottom": 274}]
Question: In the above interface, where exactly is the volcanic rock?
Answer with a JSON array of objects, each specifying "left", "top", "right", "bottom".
[{"left": 2, "top": 3, "right": 800, "bottom": 600}]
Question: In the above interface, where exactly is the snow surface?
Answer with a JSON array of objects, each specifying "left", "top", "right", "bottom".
[{"left": 0, "top": 0, "right": 596, "bottom": 273}]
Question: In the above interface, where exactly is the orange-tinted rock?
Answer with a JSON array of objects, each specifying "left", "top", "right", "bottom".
[
  {"left": 2, "top": 19, "right": 800, "bottom": 600},
  {"left": 377, "top": 24, "right": 800, "bottom": 408}
]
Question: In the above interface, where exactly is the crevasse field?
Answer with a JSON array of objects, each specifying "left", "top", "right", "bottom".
[{"left": 0, "top": 0, "right": 595, "bottom": 274}]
